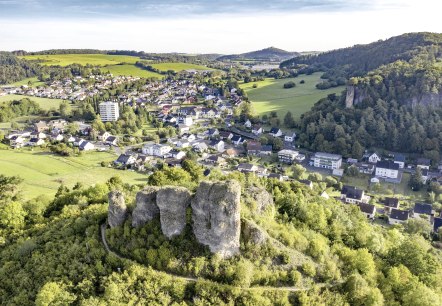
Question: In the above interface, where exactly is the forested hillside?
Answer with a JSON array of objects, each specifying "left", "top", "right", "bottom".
[
  {"left": 218, "top": 47, "right": 300, "bottom": 62},
  {"left": 0, "top": 52, "right": 42, "bottom": 84},
  {"left": 1, "top": 165, "right": 442, "bottom": 304}
]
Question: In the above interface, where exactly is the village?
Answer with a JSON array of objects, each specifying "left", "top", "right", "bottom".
[{"left": 2, "top": 71, "right": 442, "bottom": 236}]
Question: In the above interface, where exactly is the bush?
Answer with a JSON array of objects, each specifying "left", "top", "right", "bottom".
[{"left": 283, "top": 81, "right": 296, "bottom": 89}]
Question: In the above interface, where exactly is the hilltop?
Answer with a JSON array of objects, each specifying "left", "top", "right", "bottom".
[{"left": 218, "top": 47, "right": 300, "bottom": 62}]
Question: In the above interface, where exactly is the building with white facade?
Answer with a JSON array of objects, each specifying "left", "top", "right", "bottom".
[
  {"left": 278, "top": 149, "right": 299, "bottom": 164},
  {"left": 312, "top": 152, "right": 342, "bottom": 169},
  {"left": 375, "top": 161, "right": 399, "bottom": 179},
  {"left": 99, "top": 101, "right": 120, "bottom": 122},
  {"left": 142, "top": 143, "right": 172, "bottom": 157}
]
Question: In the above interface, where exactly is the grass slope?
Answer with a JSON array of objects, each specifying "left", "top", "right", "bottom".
[
  {"left": 19, "top": 54, "right": 141, "bottom": 66},
  {"left": 240, "top": 73, "right": 345, "bottom": 119},
  {"left": 0, "top": 149, "right": 147, "bottom": 199},
  {"left": 104, "top": 64, "right": 163, "bottom": 79},
  {"left": 150, "top": 62, "right": 212, "bottom": 72},
  {"left": 0, "top": 94, "right": 63, "bottom": 110},
  {"left": 8, "top": 77, "right": 45, "bottom": 87}
]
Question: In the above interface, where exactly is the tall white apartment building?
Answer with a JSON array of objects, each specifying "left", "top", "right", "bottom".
[{"left": 99, "top": 102, "right": 120, "bottom": 122}]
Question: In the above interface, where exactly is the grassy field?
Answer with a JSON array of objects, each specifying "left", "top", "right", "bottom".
[
  {"left": 0, "top": 94, "right": 64, "bottom": 110},
  {"left": 103, "top": 64, "right": 163, "bottom": 79},
  {"left": 8, "top": 77, "right": 46, "bottom": 87},
  {"left": 19, "top": 54, "right": 141, "bottom": 66},
  {"left": 0, "top": 149, "right": 148, "bottom": 200},
  {"left": 150, "top": 62, "right": 212, "bottom": 72},
  {"left": 240, "top": 73, "right": 345, "bottom": 119}
]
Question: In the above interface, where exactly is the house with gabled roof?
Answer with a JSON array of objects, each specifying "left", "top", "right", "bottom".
[
  {"left": 413, "top": 203, "right": 433, "bottom": 220},
  {"left": 375, "top": 161, "right": 399, "bottom": 179},
  {"left": 389, "top": 208, "right": 410, "bottom": 225},
  {"left": 340, "top": 185, "right": 370, "bottom": 204},
  {"left": 269, "top": 127, "right": 283, "bottom": 137},
  {"left": 358, "top": 203, "right": 376, "bottom": 219},
  {"left": 394, "top": 154, "right": 405, "bottom": 169}
]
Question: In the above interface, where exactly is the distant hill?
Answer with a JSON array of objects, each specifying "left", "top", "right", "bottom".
[{"left": 217, "top": 47, "right": 300, "bottom": 62}]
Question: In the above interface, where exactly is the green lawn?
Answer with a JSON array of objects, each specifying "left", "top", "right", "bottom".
[
  {"left": 0, "top": 94, "right": 64, "bottom": 111},
  {"left": 8, "top": 77, "right": 46, "bottom": 87},
  {"left": 19, "top": 54, "right": 141, "bottom": 66},
  {"left": 150, "top": 62, "right": 213, "bottom": 72},
  {"left": 0, "top": 149, "right": 148, "bottom": 200},
  {"left": 240, "top": 73, "right": 345, "bottom": 119},
  {"left": 103, "top": 64, "right": 164, "bottom": 79}
]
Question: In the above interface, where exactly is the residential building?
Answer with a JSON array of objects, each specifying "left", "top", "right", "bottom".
[
  {"left": 394, "top": 154, "right": 406, "bottom": 169},
  {"left": 417, "top": 158, "right": 431, "bottom": 170},
  {"left": 251, "top": 125, "right": 263, "bottom": 136},
  {"left": 209, "top": 140, "right": 225, "bottom": 153},
  {"left": 170, "top": 150, "right": 186, "bottom": 160},
  {"left": 358, "top": 203, "right": 376, "bottom": 219},
  {"left": 237, "top": 163, "right": 258, "bottom": 173},
  {"left": 284, "top": 132, "right": 296, "bottom": 143},
  {"left": 433, "top": 217, "right": 442, "bottom": 233},
  {"left": 219, "top": 131, "right": 233, "bottom": 140},
  {"left": 375, "top": 161, "right": 399, "bottom": 179},
  {"left": 79, "top": 141, "right": 95, "bottom": 151},
  {"left": 142, "top": 143, "right": 172, "bottom": 157},
  {"left": 312, "top": 152, "right": 342, "bottom": 170},
  {"left": 247, "top": 141, "right": 262, "bottom": 156},
  {"left": 192, "top": 142, "right": 208, "bottom": 153},
  {"left": 299, "top": 179, "right": 313, "bottom": 189},
  {"left": 99, "top": 101, "right": 120, "bottom": 122},
  {"left": 389, "top": 209, "right": 410, "bottom": 225},
  {"left": 383, "top": 197, "right": 400, "bottom": 214},
  {"left": 114, "top": 154, "right": 136, "bottom": 166},
  {"left": 231, "top": 135, "right": 243, "bottom": 146},
  {"left": 98, "top": 131, "right": 111, "bottom": 142},
  {"left": 277, "top": 149, "right": 299, "bottom": 164},
  {"left": 34, "top": 121, "right": 49, "bottom": 133},
  {"left": 340, "top": 185, "right": 370, "bottom": 204},
  {"left": 206, "top": 155, "right": 226, "bottom": 166},
  {"left": 269, "top": 127, "right": 283, "bottom": 137},
  {"left": 357, "top": 163, "right": 375, "bottom": 174},
  {"left": 268, "top": 173, "right": 283, "bottom": 181},
  {"left": 413, "top": 203, "right": 433, "bottom": 220},
  {"left": 366, "top": 152, "right": 381, "bottom": 164},
  {"left": 260, "top": 145, "right": 273, "bottom": 156}
]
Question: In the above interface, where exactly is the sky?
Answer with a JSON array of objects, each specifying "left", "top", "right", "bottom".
[{"left": 1, "top": 0, "right": 442, "bottom": 54}]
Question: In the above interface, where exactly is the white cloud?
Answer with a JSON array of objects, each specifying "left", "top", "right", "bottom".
[{"left": 1, "top": 0, "right": 442, "bottom": 53}]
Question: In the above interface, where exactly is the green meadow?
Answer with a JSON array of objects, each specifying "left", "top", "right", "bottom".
[
  {"left": 104, "top": 64, "right": 164, "bottom": 79},
  {"left": 0, "top": 94, "right": 64, "bottom": 110},
  {"left": 8, "top": 77, "right": 46, "bottom": 87},
  {"left": 240, "top": 73, "right": 345, "bottom": 119},
  {"left": 0, "top": 149, "right": 147, "bottom": 200},
  {"left": 150, "top": 62, "right": 213, "bottom": 72},
  {"left": 19, "top": 54, "right": 141, "bottom": 66}
]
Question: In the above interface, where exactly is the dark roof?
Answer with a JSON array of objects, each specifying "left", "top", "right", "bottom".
[
  {"left": 269, "top": 127, "right": 281, "bottom": 134},
  {"left": 247, "top": 142, "right": 262, "bottom": 151},
  {"left": 383, "top": 197, "right": 399, "bottom": 208},
  {"left": 207, "top": 128, "right": 218, "bottom": 135},
  {"left": 394, "top": 154, "right": 405, "bottom": 162},
  {"left": 358, "top": 203, "right": 376, "bottom": 214},
  {"left": 341, "top": 185, "right": 363, "bottom": 200},
  {"left": 268, "top": 173, "right": 282, "bottom": 179},
  {"left": 238, "top": 163, "right": 255, "bottom": 170},
  {"left": 299, "top": 179, "right": 313, "bottom": 186},
  {"left": 376, "top": 160, "right": 399, "bottom": 170},
  {"left": 219, "top": 131, "right": 232, "bottom": 137},
  {"left": 417, "top": 158, "right": 431, "bottom": 166},
  {"left": 390, "top": 209, "right": 409, "bottom": 221},
  {"left": 107, "top": 136, "right": 117, "bottom": 142},
  {"left": 261, "top": 145, "right": 273, "bottom": 152},
  {"left": 209, "top": 140, "right": 222, "bottom": 146},
  {"left": 115, "top": 154, "right": 132, "bottom": 164},
  {"left": 433, "top": 217, "right": 442, "bottom": 232},
  {"left": 231, "top": 135, "right": 242, "bottom": 142},
  {"left": 413, "top": 203, "right": 432, "bottom": 215}
]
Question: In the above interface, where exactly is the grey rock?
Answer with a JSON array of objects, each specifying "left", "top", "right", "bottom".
[
  {"left": 191, "top": 180, "right": 241, "bottom": 258},
  {"left": 108, "top": 191, "right": 127, "bottom": 228},
  {"left": 242, "top": 219, "right": 267, "bottom": 245},
  {"left": 246, "top": 186, "right": 274, "bottom": 213},
  {"left": 132, "top": 186, "right": 159, "bottom": 227},
  {"left": 156, "top": 186, "right": 192, "bottom": 238}
]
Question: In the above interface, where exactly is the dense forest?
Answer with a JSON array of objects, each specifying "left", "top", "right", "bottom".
[
  {"left": 1, "top": 165, "right": 442, "bottom": 304},
  {"left": 0, "top": 52, "right": 43, "bottom": 84}
]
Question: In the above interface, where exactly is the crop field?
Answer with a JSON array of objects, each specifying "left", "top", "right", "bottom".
[
  {"left": 0, "top": 94, "right": 64, "bottom": 110},
  {"left": 19, "top": 54, "right": 141, "bottom": 66},
  {"left": 150, "top": 62, "right": 213, "bottom": 72},
  {"left": 0, "top": 149, "right": 148, "bottom": 200},
  {"left": 240, "top": 73, "right": 345, "bottom": 119},
  {"left": 104, "top": 64, "right": 163, "bottom": 79}
]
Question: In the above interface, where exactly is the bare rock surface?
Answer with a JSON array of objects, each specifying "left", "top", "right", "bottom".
[
  {"left": 132, "top": 186, "right": 159, "bottom": 227},
  {"left": 156, "top": 186, "right": 192, "bottom": 238},
  {"left": 191, "top": 180, "right": 241, "bottom": 258},
  {"left": 242, "top": 219, "right": 267, "bottom": 245},
  {"left": 108, "top": 191, "right": 127, "bottom": 228},
  {"left": 246, "top": 186, "right": 274, "bottom": 213}
]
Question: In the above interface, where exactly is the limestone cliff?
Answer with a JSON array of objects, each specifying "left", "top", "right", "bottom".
[
  {"left": 191, "top": 180, "right": 241, "bottom": 258},
  {"left": 132, "top": 187, "right": 159, "bottom": 227},
  {"left": 156, "top": 186, "right": 192, "bottom": 238},
  {"left": 108, "top": 191, "right": 127, "bottom": 228}
]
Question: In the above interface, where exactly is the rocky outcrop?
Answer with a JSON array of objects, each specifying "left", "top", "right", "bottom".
[
  {"left": 156, "top": 186, "right": 192, "bottom": 238},
  {"left": 246, "top": 186, "right": 274, "bottom": 214},
  {"left": 242, "top": 220, "right": 267, "bottom": 245},
  {"left": 108, "top": 191, "right": 127, "bottom": 228},
  {"left": 345, "top": 85, "right": 355, "bottom": 108},
  {"left": 191, "top": 180, "right": 241, "bottom": 258},
  {"left": 132, "top": 187, "right": 159, "bottom": 227}
]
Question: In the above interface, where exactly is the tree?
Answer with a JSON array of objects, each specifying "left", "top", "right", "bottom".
[
  {"left": 0, "top": 175, "right": 23, "bottom": 204},
  {"left": 292, "top": 164, "right": 306, "bottom": 180},
  {"left": 0, "top": 201, "right": 26, "bottom": 229},
  {"left": 283, "top": 81, "right": 296, "bottom": 89},
  {"left": 283, "top": 111, "right": 295, "bottom": 128},
  {"left": 59, "top": 101, "right": 72, "bottom": 117},
  {"left": 35, "top": 282, "right": 76, "bottom": 306},
  {"left": 409, "top": 168, "right": 424, "bottom": 191}
]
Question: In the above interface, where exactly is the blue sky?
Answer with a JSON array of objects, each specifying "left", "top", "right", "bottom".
[{"left": 0, "top": 0, "right": 441, "bottom": 53}]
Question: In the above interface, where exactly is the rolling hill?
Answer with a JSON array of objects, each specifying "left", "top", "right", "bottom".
[{"left": 218, "top": 47, "right": 300, "bottom": 62}]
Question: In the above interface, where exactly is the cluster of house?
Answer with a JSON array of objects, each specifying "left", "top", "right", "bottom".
[
  {"left": 1, "top": 74, "right": 139, "bottom": 101},
  {"left": 340, "top": 184, "right": 442, "bottom": 232}
]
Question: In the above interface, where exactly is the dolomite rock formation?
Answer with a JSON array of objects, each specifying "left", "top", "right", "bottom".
[
  {"left": 108, "top": 191, "right": 127, "bottom": 228},
  {"left": 242, "top": 219, "right": 267, "bottom": 245},
  {"left": 191, "top": 180, "right": 241, "bottom": 258},
  {"left": 345, "top": 85, "right": 355, "bottom": 108},
  {"left": 246, "top": 186, "right": 274, "bottom": 214},
  {"left": 132, "top": 186, "right": 159, "bottom": 227},
  {"left": 156, "top": 186, "right": 192, "bottom": 238}
]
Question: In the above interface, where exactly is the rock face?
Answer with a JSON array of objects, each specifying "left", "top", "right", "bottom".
[
  {"left": 247, "top": 186, "right": 274, "bottom": 214},
  {"left": 191, "top": 180, "right": 241, "bottom": 258},
  {"left": 156, "top": 186, "right": 192, "bottom": 238},
  {"left": 132, "top": 187, "right": 159, "bottom": 227},
  {"left": 345, "top": 85, "right": 355, "bottom": 108},
  {"left": 242, "top": 220, "right": 267, "bottom": 245},
  {"left": 108, "top": 191, "right": 127, "bottom": 228}
]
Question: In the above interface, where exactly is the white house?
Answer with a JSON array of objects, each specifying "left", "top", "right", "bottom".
[
  {"left": 79, "top": 141, "right": 95, "bottom": 151},
  {"left": 417, "top": 158, "right": 431, "bottom": 170},
  {"left": 269, "top": 127, "right": 283, "bottom": 137},
  {"left": 142, "top": 143, "right": 172, "bottom": 157},
  {"left": 244, "top": 119, "right": 252, "bottom": 128},
  {"left": 251, "top": 125, "right": 263, "bottom": 136},
  {"left": 313, "top": 152, "right": 342, "bottom": 170},
  {"left": 277, "top": 149, "right": 298, "bottom": 164},
  {"left": 394, "top": 154, "right": 405, "bottom": 169},
  {"left": 98, "top": 131, "right": 111, "bottom": 142},
  {"left": 284, "top": 132, "right": 296, "bottom": 143},
  {"left": 340, "top": 185, "right": 370, "bottom": 204},
  {"left": 367, "top": 152, "right": 381, "bottom": 164},
  {"left": 375, "top": 161, "right": 399, "bottom": 179},
  {"left": 209, "top": 140, "right": 225, "bottom": 153}
]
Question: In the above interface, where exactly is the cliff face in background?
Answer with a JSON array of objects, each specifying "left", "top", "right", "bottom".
[{"left": 108, "top": 191, "right": 127, "bottom": 228}]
